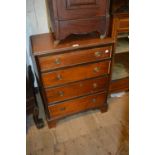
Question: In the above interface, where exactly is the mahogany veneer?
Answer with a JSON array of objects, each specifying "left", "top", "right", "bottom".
[
  {"left": 31, "top": 33, "right": 114, "bottom": 128},
  {"left": 41, "top": 60, "right": 111, "bottom": 88},
  {"left": 110, "top": 0, "right": 129, "bottom": 93},
  {"left": 46, "top": 0, "right": 110, "bottom": 40},
  {"left": 45, "top": 76, "right": 108, "bottom": 104},
  {"left": 48, "top": 92, "right": 107, "bottom": 118}
]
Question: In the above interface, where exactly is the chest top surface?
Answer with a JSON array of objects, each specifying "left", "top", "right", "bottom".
[{"left": 31, "top": 33, "right": 114, "bottom": 56}]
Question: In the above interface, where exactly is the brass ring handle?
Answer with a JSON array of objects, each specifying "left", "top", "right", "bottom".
[
  {"left": 57, "top": 74, "right": 62, "bottom": 80},
  {"left": 95, "top": 51, "right": 102, "bottom": 57},
  {"left": 92, "top": 98, "right": 96, "bottom": 103},
  {"left": 55, "top": 58, "right": 61, "bottom": 65},
  {"left": 59, "top": 107, "right": 66, "bottom": 111},
  {"left": 59, "top": 91, "right": 64, "bottom": 97},
  {"left": 93, "top": 67, "right": 100, "bottom": 73},
  {"left": 93, "top": 83, "right": 97, "bottom": 88}
]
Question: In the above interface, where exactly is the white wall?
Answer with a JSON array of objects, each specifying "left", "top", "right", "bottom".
[
  {"left": 26, "top": 0, "right": 50, "bottom": 86},
  {"left": 26, "top": 0, "right": 50, "bottom": 65}
]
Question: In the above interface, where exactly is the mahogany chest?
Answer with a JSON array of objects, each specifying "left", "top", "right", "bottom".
[
  {"left": 46, "top": 0, "right": 110, "bottom": 40},
  {"left": 30, "top": 33, "right": 114, "bottom": 128}
]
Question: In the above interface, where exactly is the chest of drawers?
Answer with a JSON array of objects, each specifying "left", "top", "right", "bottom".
[{"left": 31, "top": 33, "right": 114, "bottom": 128}]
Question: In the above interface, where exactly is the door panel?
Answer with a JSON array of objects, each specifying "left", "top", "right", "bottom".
[
  {"left": 66, "top": 0, "right": 98, "bottom": 9},
  {"left": 55, "top": 0, "right": 107, "bottom": 20}
]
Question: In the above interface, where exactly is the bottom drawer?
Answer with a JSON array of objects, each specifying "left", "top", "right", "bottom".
[{"left": 48, "top": 92, "right": 107, "bottom": 118}]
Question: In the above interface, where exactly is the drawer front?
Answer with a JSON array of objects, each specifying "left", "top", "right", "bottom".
[
  {"left": 48, "top": 92, "right": 106, "bottom": 118},
  {"left": 45, "top": 76, "right": 108, "bottom": 104},
  {"left": 38, "top": 46, "right": 112, "bottom": 72},
  {"left": 118, "top": 18, "right": 129, "bottom": 32},
  {"left": 110, "top": 77, "right": 129, "bottom": 93},
  {"left": 41, "top": 61, "right": 111, "bottom": 88}
]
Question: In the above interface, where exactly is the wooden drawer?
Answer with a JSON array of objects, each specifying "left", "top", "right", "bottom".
[
  {"left": 118, "top": 17, "right": 129, "bottom": 33},
  {"left": 45, "top": 76, "right": 108, "bottom": 104},
  {"left": 38, "top": 46, "right": 112, "bottom": 72},
  {"left": 110, "top": 77, "right": 129, "bottom": 93},
  {"left": 41, "top": 60, "right": 111, "bottom": 88},
  {"left": 48, "top": 92, "right": 106, "bottom": 118}
]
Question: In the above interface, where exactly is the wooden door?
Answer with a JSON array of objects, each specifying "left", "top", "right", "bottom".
[{"left": 54, "top": 0, "right": 108, "bottom": 20}]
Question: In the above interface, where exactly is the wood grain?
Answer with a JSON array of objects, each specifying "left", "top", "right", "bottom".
[
  {"left": 48, "top": 92, "right": 106, "bottom": 119},
  {"left": 110, "top": 77, "right": 129, "bottom": 93},
  {"left": 41, "top": 61, "right": 111, "bottom": 88},
  {"left": 31, "top": 33, "right": 114, "bottom": 56},
  {"left": 110, "top": 1, "right": 129, "bottom": 93},
  {"left": 46, "top": 0, "right": 110, "bottom": 40},
  {"left": 52, "top": 0, "right": 107, "bottom": 20},
  {"left": 38, "top": 46, "right": 112, "bottom": 72},
  {"left": 45, "top": 76, "right": 108, "bottom": 104}
]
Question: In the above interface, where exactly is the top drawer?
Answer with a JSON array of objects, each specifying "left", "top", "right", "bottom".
[{"left": 38, "top": 46, "right": 112, "bottom": 72}]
